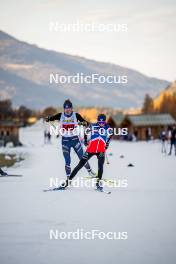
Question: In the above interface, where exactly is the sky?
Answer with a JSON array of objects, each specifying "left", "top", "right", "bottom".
[{"left": 0, "top": 0, "right": 176, "bottom": 81}]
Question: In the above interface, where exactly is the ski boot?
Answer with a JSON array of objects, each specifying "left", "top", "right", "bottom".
[
  {"left": 54, "top": 179, "right": 69, "bottom": 191},
  {"left": 96, "top": 181, "right": 103, "bottom": 192}
]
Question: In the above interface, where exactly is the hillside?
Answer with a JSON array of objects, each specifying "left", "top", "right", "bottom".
[{"left": 0, "top": 30, "right": 170, "bottom": 109}]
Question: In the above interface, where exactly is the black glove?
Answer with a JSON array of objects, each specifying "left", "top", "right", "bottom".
[
  {"left": 78, "top": 121, "right": 88, "bottom": 126},
  {"left": 45, "top": 116, "right": 50, "bottom": 122}
]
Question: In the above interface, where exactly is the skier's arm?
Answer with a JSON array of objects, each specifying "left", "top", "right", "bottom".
[
  {"left": 76, "top": 113, "right": 90, "bottom": 126},
  {"left": 84, "top": 125, "right": 92, "bottom": 146},
  {"left": 45, "top": 113, "right": 62, "bottom": 122}
]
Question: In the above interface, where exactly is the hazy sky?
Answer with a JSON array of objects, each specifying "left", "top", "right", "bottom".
[{"left": 0, "top": 0, "right": 176, "bottom": 81}]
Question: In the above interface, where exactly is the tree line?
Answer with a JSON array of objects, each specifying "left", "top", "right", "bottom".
[
  {"left": 0, "top": 99, "right": 39, "bottom": 125},
  {"left": 142, "top": 93, "right": 176, "bottom": 119}
]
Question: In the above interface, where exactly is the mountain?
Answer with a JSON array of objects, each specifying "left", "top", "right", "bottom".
[
  {"left": 0, "top": 30, "right": 170, "bottom": 109},
  {"left": 154, "top": 81, "right": 176, "bottom": 109}
]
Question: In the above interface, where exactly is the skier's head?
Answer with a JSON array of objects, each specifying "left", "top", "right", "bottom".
[
  {"left": 63, "top": 99, "right": 73, "bottom": 116},
  {"left": 97, "top": 114, "right": 106, "bottom": 127}
]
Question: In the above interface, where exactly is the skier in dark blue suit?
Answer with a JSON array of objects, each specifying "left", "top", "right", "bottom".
[{"left": 46, "top": 99, "right": 96, "bottom": 178}]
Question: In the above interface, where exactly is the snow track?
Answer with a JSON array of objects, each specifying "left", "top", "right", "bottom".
[{"left": 0, "top": 121, "right": 175, "bottom": 264}]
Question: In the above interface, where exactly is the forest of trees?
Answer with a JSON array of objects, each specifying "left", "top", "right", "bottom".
[
  {"left": 142, "top": 93, "right": 176, "bottom": 119},
  {"left": 0, "top": 99, "right": 39, "bottom": 125},
  {"left": 1, "top": 92, "right": 176, "bottom": 126}
]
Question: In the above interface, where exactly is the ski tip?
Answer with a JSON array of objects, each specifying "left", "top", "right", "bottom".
[
  {"left": 95, "top": 189, "right": 111, "bottom": 194},
  {"left": 104, "top": 191, "right": 111, "bottom": 194}
]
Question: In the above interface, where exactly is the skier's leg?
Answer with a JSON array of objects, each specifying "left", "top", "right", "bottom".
[
  {"left": 73, "top": 137, "right": 92, "bottom": 172},
  {"left": 164, "top": 141, "right": 167, "bottom": 153},
  {"left": 162, "top": 140, "right": 166, "bottom": 153},
  {"left": 163, "top": 143, "right": 165, "bottom": 153},
  {"left": 62, "top": 138, "right": 71, "bottom": 177},
  {"left": 96, "top": 152, "right": 105, "bottom": 190},
  {"left": 169, "top": 142, "right": 173, "bottom": 155},
  {"left": 69, "top": 152, "right": 93, "bottom": 180},
  {"left": 97, "top": 152, "right": 105, "bottom": 180},
  {"left": 58, "top": 153, "right": 93, "bottom": 190}
]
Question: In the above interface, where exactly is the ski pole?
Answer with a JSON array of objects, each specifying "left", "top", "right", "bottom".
[
  {"left": 105, "top": 152, "right": 110, "bottom": 165},
  {"left": 49, "top": 121, "right": 57, "bottom": 129},
  {"left": 44, "top": 119, "right": 57, "bottom": 129}
]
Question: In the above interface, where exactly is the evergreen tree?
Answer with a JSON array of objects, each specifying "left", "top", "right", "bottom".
[{"left": 142, "top": 94, "right": 154, "bottom": 113}]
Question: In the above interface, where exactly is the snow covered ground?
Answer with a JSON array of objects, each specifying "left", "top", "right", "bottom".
[{"left": 0, "top": 121, "right": 176, "bottom": 264}]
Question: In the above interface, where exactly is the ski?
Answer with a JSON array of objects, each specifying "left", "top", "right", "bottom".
[
  {"left": 43, "top": 187, "right": 67, "bottom": 192},
  {"left": 85, "top": 176, "right": 117, "bottom": 184},
  {"left": 43, "top": 187, "right": 111, "bottom": 194},
  {"left": 43, "top": 184, "right": 111, "bottom": 194},
  {"left": 95, "top": 189, "right": 111, "bottom": 194},
  {"left": 0, "top": 174, "right": 23, "bottom": 177}
]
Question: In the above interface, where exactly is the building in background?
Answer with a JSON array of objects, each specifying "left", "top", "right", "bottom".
[
  {"left": 108, "top": 113, "right": 176, "bottom": 140},
  {"left": 0, "top": 121, "right": 22, "bottom": 147}
]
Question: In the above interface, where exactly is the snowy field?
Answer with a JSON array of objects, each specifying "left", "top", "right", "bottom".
[{"left": 0, "top": 121, "right": 176, "bottom": 264}]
